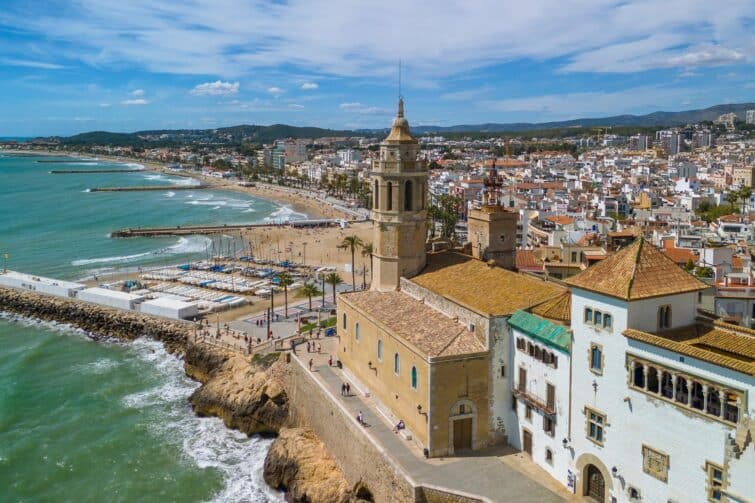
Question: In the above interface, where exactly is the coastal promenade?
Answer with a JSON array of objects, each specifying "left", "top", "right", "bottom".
[{"left": 287, "top": 336, "right": 573, "bottom": 503}]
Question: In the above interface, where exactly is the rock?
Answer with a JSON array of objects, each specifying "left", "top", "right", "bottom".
[
  {"left": 264, "top": 427, "right": 353, "bottom": 503},
  {"left": 188, "top": 350, "right": 289, "bottom": 435}
]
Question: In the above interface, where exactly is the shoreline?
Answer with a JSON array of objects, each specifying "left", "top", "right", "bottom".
[{"left": 2, "top": 148, "right": 353, "bottom": 221}]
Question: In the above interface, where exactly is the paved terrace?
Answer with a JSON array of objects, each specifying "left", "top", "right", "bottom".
[{"left": 291, "top": 336, "right": 575, "bottom": 503}]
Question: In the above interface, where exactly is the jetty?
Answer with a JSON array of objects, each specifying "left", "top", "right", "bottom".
[
  {"left": 111, "top": 219, "right": 341, "bottom": 237},
  {"left": 89, "top": 185, "right": 207, "bottom": 192},
  {"left": 38, "top": 159, "right": 98, "bottom": 163},
  {"left": 51, "top": 169, "right": 144, "bottom": 174}
]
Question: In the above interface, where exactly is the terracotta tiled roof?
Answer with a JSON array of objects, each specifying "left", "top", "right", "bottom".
[
  {"left": 546, "top": 215, "right": 575, "bottom": 225},
  {"left": 565, "top": 238, "right": 708, "bottom": 300},
  {"left": 662, "top": 247, "right": 698, "bottom": 265},
  {"left": 340, "top": 290, "right": 484, "bottom": 358},
  {"left": 411, "top": 251, "right": 565, "bottom": 316},
  {"left": 516, "top": 250, "right": 542, "bottom": 271},
  {"left": 530, "top": 290, "right": 571, "bottom": 323},
  {"left": 623, "top": 323, "right": 755, "bottom": 376}
]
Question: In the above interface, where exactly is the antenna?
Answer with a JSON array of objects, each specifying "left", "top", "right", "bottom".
[{"left": 398, "top": 60, "right": 402, "bottom": 99}]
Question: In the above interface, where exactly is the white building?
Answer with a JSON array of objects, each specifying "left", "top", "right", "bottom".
[
  {"left": 508, "top": 296, "right": 573, "bottom": 489},
  {"left": 561, "top": 239, "right": 754, "bottom": 503},
  {"left": 0, "top": 270, "right": 85, "bottom": 298}
]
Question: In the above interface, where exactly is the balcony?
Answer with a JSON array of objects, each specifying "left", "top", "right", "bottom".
[{"left": 513, "top": 382, "right": 556, "bottom": 416}]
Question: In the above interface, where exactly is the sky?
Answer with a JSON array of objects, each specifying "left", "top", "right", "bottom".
[{"left": 0, "top": 0, "right": 753, "bottom": 136}]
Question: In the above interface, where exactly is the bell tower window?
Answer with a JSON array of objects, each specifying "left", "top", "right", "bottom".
[
  {"left": 404, "top": 180, "right": 413, "bottom": 211},
  {"left": 373, "top": 180, "right": 379, "bottom": 210},
  {"left": 386, "top": 182, "right": 393, "bottom": 211}
]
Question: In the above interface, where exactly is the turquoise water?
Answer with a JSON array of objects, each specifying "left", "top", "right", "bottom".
[
  {"left": 0, "top": 153, "right": 306, "bottom": 280},
  {"left": 0, "top": 154, "right": 290, "bottom": 502}
]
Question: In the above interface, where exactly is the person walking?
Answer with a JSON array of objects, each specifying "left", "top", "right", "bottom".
[
  {"left": 328, "top": 355, "right": 333, "bottom": 367},
  {"left": 341, "top": 383, "right": 346, "bottom": 396},
  {"left": 345, "top": 383, "right": 351, "bottom": 396},
  {"left": 308, "top": 358, "right": 313, "bottom": 371},
  {"left": 306, "top": 341, "right": 311, "bottom": 353}
]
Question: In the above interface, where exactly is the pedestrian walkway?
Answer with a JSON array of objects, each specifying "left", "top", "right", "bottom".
[{"left": 294, "top": 338, "right": 572, "bottom": 503}]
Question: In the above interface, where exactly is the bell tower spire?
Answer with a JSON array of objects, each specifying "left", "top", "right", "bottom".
[{"left": 370, "top": 97, "right": 428, "bottom": 291}]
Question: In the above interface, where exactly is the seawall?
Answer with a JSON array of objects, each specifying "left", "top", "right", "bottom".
[{"left": 0, "top": 286, "right": 188, "bottom": 354}]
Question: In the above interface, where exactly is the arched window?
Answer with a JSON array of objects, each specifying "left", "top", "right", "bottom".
[
  {"left": 707, "top": 386, "right": 721, "bottom": 416},
  {"left": 373, "top": 179, "right": 379, "bottom": 209},
  {"left": 404, "top": 180, "right": 413, "bottom": 211},
  {"left": 355, "top": 322, "right": 360, "bottom": 342},
  {"left": 676, "top": 376, "right": 689, "bottom": 404},
  {"left": 377, "top": 339, "right": 383, "bottom": 361},
  {"left": 647, "top": 367, "right": 659, "bottom": 393},
  {"left": 342, "top": 313, "right": 347, "bottom": 329},
  {"left": 393, "top": 353, "right": 400, "bottom": 374},
  {"left": 411, "top": 366, "right": 418, "bottom": 389},
  {"left": 386, "top": 182, "right": 393, "bottom": 211},
  {"left": 661, "top": 371, "right": 674, "bottom": 398},
  {"left": 633, "top": 362, "right": 645, "bottom": 388},
  {"left": 658, "top": 305, "right": 672, "bottom": 330}
]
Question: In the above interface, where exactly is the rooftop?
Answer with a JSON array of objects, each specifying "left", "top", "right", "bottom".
[
  {"left": 530, "top": 290, "right": 571, "bottom": 324},
  {"left": 509, "top": 310, "right": 571, "bottom": 354},
  {"left": 411, "top": 251, "right": 565, "bottom": 317},
  {"left": 565, "top": 238, "right": 708, "bottom": 301},
  {"left": 340, "top": 290, "right": 484, "bottom": 358},
  {"left": 624, "top": 320, "right": 755, "bottom": 376}
]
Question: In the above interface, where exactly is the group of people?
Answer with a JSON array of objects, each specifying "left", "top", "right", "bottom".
[
  {"left": 340, "top": 382, "right": 351, "bottom": 396},
  {"left": 305, "top": 341, "right": 321, "bottom": 353}
]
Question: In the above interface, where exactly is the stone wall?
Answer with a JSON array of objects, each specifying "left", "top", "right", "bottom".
[
  {"left": 416, "top": 485, "right": 491, "bottom": 503},
  {"left": 284, "top": 354, "right": 417, "bottom": 503},
  {"left": 0, "top": 286, "right": 189, "bottom": 353}
]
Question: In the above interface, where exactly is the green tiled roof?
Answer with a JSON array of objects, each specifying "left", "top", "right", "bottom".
[{"left": 509, "top": 310, "right": 571, "bottom": 354}]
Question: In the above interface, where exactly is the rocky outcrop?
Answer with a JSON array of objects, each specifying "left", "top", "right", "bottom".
[
  {"left": 186, "top": 347, "right": 289, "bottom": 436},
  {"left": 0, "top": 287, "right": 188, "bottom": 353},
  {"left": 264, "top": 427, "right": 363, "bottom": 503}
]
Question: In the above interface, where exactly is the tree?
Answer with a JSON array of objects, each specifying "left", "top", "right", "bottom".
[
  {"left": 299, "top": 282, "right": 322, "bottom": 312},
  {"left": 684, "top": 258, "right": 695, "bottom": 272},
  {"left": 739, "top": 186, "right": 752, "bottom": 213},
  {"left": 726, "top": 191, "right": 739, "bottom": 209},
  {"left": 278, "top": 272, "right": 294, "bottom": 319},
  {"left": 339, "top": 235, "right": 364, "bottom": 291},
  {"left": 429, "top": 194, "right": 463, "bottom": 240},
  {"left": 361, "top": 242, "right": 374, "bottom": 286},
  {"left": 325, "top": 272, "right": 343, "bottom": 304}
]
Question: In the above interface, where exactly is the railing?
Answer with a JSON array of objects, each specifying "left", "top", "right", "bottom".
[{"left": 513, "top": 382, "right": 556, "bottom": 415}]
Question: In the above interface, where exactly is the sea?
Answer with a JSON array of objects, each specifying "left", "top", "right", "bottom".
[{"left": 0, "top": 153, "right": 295, "bottom": 502}]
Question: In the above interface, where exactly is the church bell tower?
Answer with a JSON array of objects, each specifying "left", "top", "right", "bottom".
[{"left": 371, "top": 98, "right": 428, "bottom": 292}]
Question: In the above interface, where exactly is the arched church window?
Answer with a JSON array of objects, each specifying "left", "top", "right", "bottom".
[
  {"left": 404, "top": 180, "right": 413, "bottom": 211},
  {"left": 386, "top": 182, "right": 393, "bottom": 211}
]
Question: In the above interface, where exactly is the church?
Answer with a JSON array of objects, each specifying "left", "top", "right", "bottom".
[{"left": 336, "top": 99, "right": 754, "bottom": 502}]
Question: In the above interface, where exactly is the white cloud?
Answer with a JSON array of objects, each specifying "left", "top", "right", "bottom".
[
  {"left": 268, "top": 86, "right": 284, "bottom": 96},
  {"left": 99, "top": 103, "right": 111, "bottom": 108},
  {"left": 121, "top": 98, "right": 149, "bottom": 105},
  {"left": 339, "top": 102, "right": 389, "bottom": 114},
  {"left": 0, "top": 58, "right": 65, "bottom": 70},
  {"left": 301, "top": 82, "right": 318, "bottom": 90},
  {"left": 130, "top": 88, "right": 145, "bottom": 96},
  {"left": 288, "top": 103, "right": 305, "bottom": 110},
  {"left": 190, "top": 80, "right": 239, "bottom": 96},
  {"left": 7, "top": 0, "right": 752, "bottom": 78}
]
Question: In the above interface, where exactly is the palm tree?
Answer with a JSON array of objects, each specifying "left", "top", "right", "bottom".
[
  {"left": 325, "top": 272, "right": 343, "bottom": 304},
  {"left": 339, "top": 235, "right": 364, "bottom": 291},
  {"left": 299, "top": 282, "right": 322, "bottom": 312},
  {"left": 739, "top": 186, "right": 752, "bottom": 213},
  {"left": 278, "top": 272, "right": 293, "bottom": 319},
  {"left": 361, "top": 242, "right": 374, "bottom": 286}
]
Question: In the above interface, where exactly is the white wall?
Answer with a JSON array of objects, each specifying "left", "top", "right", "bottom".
[
  {"left": 627, "top": 292, "right": 698, "bottom": 333},
  {"left": 510, "top": 325, "right": 572, "bottom": 488},
  {"left": 570, "top": 287, "right": 754, "bottom": 503}
]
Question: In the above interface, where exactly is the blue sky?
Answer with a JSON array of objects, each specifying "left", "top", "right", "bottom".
[{"left": 0, "top": 0, "right": 753, "bottom": 136}]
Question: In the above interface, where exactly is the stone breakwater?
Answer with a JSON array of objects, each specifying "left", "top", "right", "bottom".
[
  {"left": 0, "top": 286, "right": 357, "bottom": 503},
  {"left": 0, "top": 287, "right": 188, "bottom": 354}
]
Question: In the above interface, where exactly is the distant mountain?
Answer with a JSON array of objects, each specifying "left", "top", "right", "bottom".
[
  {"left": 408, "top": 103, "right": 755, "bottom": 134},
  {"left": 47, "top": 102, "right": 754, "bottom": 146},
  {"left": 55, "top": 124, "right": 355, "bottom": 147}
]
